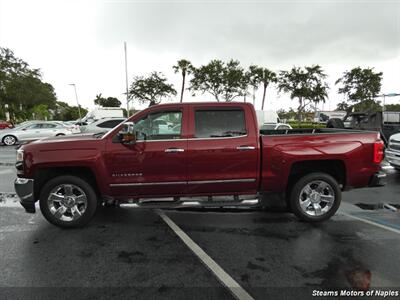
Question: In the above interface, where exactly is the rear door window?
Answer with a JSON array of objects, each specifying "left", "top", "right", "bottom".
[{"left": 194, "top": 109, "right": 246, "bottom": 138}]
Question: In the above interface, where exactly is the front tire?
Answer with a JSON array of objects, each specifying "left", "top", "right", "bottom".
[
  {"left": 290, "top": 172, "right": 341, "bottom": 222},
  {"left": 2, "top": 135, "right": 17, "bottom": 146},
  {"left": 39, "top": 175, "right": 98, "bottom": 228}
]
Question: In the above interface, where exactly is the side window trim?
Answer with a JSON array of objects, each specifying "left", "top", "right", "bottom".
[
  {"left": 193, "top": 108, "right": 247, "bottom": 139},
  {"left": 135, "top": 109, "right": 183, "bottom": 141}
]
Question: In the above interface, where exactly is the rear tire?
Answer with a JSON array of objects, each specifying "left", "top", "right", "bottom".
[
  {"left": 39, "top": 175, "right": 98, "bottom": 228},
  {"left": 2, "top": 135, "right": 17, "bottom": 146},
  {"left": 290, "top": 172, "right": 341, "bottom": 222},
  {"left": 327, "top": 118, "right": 344, "bottom": 129}
]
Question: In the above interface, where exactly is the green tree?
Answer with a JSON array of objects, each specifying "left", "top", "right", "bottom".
[
  {"left": 335, "top": 67, "right": 382, "bottom": 111},
  {"left": 385, "top": 104, "right": 400, "bottom": 112},
  {"left": 248, "top": 65, "right": 277, "bottom": 110},
  {"left": 173, "top": 59, "right": 193, "bottom": 103},
  {"left": 53, "top": 101, "right": 88, "bottom": 121},
  {"left": 32, "top": 104, "right": 51, "bottom": 120},
  {"left": 129, "top": 72, "right": 177, "bottom": 107},
  {"left": 94, "top": 93, "right": 121, "bottom": 107},
  {"left": 336, "top": 101, "right": 349, "bottom": 111},
  {"left": 190, "top": 59, "right": 248, "bottom": 102},
  {"left": 278, "top": 65, "right": 329, "bottom": 121},
  {"left": 0, "top": 47, "right": 57, "bottom": 119}
]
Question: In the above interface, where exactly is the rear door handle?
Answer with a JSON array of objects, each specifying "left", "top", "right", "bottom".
[
  {"left": 165, "top": 148, "right": 185, "bottom": 153},
  {"left": 236, "top": 146, "right": 255, "bottom": 151}
]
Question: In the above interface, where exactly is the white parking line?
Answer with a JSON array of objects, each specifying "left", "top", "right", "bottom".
[
  {"left": 0, "top": 169, "right": 13, "bottom": 174},
  {"left": 156, "top": 210, "right": 254, "bottom": 300},
  {"left": 341, "top": 212, "right": 400, "bottom": 235}
]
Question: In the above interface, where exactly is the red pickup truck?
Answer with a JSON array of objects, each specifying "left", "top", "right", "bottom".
[{"left": 14, "top": 102, "right": 386, "bottom": 228}]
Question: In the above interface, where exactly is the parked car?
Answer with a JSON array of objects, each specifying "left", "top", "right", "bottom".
[
  {"left": 14, "top": 102, "right": 385, "bottom": 228},
  {"left": 0, "top": 120, "right": 13, "bottom": 129},
  {"left": 80, "top": 117, "right": 125, "bottom": 134},
  {"left": 0, "top": 121, "right": 74, "bottom": 146},
  {"left": 385, "top": 133, "right": 400, "bottom": 171},
  {"left": 81, "top": 107, "right": 124, "bottom": 123},
  {"left": 260, "top": 123, "right": 292, "bottom": 130},
  {"left": 61, "top": 121, "right": 81, "bottom": 134}
]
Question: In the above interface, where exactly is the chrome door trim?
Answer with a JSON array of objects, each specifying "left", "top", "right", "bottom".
[
  {"left": 165, "top": 148, "right": 185, "bottom": 153},
  {"left": 110, "top": 181, "right": 187, "bottom": 187},
  {"left": 187, "top": 178, "right": 256, "bottom": 184},
  {"left": 109, "top": 178, "right": 256, "bottom": 187}
]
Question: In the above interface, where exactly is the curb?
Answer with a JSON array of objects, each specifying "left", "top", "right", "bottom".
[{"left": 0, "top": 163, "right": 14, "bottom": 166}]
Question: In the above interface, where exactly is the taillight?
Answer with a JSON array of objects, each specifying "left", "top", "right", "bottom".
[{"left": 373, "top": 141, "right": 384, "bottom": 164}]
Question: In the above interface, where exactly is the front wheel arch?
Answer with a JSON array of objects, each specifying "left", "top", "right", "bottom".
[{"left": 39, "top": 175, "right": 99, "bottom": 228}]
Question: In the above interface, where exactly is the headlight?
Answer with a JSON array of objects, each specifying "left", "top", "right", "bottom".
[{"left": 16, "top": 149, "right": 24, "bottom": 162}]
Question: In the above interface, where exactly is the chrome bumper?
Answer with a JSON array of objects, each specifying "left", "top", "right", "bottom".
[
  {"left": 14, "top": 178, "right": 35, "bottom": 213},
  {"left": 385, "top": 149, "right": 400, "bottom": 168}
]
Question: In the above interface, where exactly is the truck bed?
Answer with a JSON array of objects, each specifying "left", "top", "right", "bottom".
[{"left": 259, "top": 129, "right": 381, "bottom": 193}]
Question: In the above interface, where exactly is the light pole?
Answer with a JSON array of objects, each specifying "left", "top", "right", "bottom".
[
  {"left": 124, "top": 41, "right": 130, "bottom": 117},
  {"left": 69, "top": 83, "right": 82, "bottom": 120}
]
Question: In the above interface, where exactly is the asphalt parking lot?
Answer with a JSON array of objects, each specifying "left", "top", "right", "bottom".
[{"left": 1, "top": 146, "right": 400, "bottom": 299}]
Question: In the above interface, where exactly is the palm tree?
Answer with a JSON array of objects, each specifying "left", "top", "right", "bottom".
[
  {"left": 249, "top": 66, "right": 277, "bottom": 110},
  {"left": 173, "top": 59, "right": 193, "bottom": 103},
  {"left": 260, "top": 68, "right": 277, "bottom": 110}
]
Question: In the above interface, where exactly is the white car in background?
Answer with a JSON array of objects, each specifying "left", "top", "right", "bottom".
[
  {"left": 385, "top": 133, "right": 400, "bottom": 171},
  {"left": 79, "top": 117, "right": 125, "bottom": 134},
  {"left": 0, "top": 121, "right": 74, "bottom": 146},
  {"left": 260, "top": 123, "right": 293, "bottom": 130}
]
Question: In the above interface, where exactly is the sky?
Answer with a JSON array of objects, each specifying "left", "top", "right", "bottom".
[{"left": 0, "top": 0, "right": 399, "bottom": 113}]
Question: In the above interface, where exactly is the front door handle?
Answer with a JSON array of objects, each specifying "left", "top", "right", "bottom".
[
  {"left": 165, "top": 148, "right": 185, "bottom": 153},
  {"left": 236, "top": 145, "right": 255, "bottom": 151}
]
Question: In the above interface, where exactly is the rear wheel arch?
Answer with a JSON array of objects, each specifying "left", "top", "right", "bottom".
[
  {"left": 285, "top": 160, "right": 346, "bottom": 205},
  {"left": 290, "top": 172, "right": 341, "bottom": 222}
]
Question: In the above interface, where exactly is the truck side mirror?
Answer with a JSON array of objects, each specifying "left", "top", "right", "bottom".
[{"left": 118, "top": 122, "right": 137, "bottom": 145}]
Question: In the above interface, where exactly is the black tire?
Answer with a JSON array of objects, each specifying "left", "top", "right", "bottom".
[
  {"left": 327, "top": 118, "right": 345, "bottom": 129},
  {"left": 39, "top": 175, "right": 99, "bottom": 228},
  {"left": 290, "top": 172, "right": 341, "bottom": 222},
  {"left": 395, "top": 167, "right": 400, "bottom": 172},
  {"left": 56, "top": 133, "right": 65, "bottom": 136},
  {"left": 2, "top": 135, "right": 17, "bottom": 146}
]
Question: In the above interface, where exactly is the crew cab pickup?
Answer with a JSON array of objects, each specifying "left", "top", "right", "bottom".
[{"left": 14, "top": 102, "right": 386, "bottom": 228}]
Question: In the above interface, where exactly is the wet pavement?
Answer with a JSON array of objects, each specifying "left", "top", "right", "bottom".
[{"left": 1, "top": 146, "right": 400, "bottom": 299}]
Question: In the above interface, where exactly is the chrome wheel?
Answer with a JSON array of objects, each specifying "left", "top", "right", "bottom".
[
  {"left": 3, "top": 135, "right": 16, "bottom": 146},
  {"left": 47, "top": 184, "right": 88, "bottom": 222},
  {"left": 298, "top": 180, "right": 335, "bottom": 216}
]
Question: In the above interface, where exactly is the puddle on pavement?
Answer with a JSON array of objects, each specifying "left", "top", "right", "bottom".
[
  {"left": 0, "top": 193, "right": 20, "bottom": 207},
  {"left": 355, "top": 203, "right": 399, "bottom": 211}
]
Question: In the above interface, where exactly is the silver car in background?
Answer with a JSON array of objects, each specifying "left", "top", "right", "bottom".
[
  {"left": 385, "top": 133, "right": 400, "bottom": 171},
  {"left": 80, "top": 117, "right": 125, "bottom": 134},
  {"left": 0, "top": 121, "right": 75, "bottom": 146}
]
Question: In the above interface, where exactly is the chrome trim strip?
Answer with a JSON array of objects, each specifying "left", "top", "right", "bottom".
[
  {"left": 110, "top": 181, "right": 187, "bottom": 187},
  {"left": 165, "top": 148, "right": 185, "bottom": 153},
  {"left": 133, "top": 134, "right": 249, "bottom": 143},
  {"left": 109, "top": 178, "right": 256, "bottom": 187},
  {"left": 188, "top": 179, "right": 256, "bottom": 184},
  {"left": 187, "top": 134, "right": 248, "bottom": 141}
]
